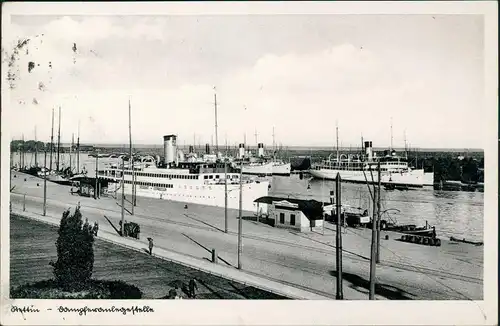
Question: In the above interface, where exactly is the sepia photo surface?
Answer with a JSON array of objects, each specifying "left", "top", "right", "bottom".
[{"left": 1, "top": 1, "right": 498, "bottom": 325}]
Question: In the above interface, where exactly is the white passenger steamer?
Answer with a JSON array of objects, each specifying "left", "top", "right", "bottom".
[
  {"left": 309, "top": 141, "right": 426, "bottom": 188},
  {"left": 98, "top": 135, "right": 269, "bottom": 213}
]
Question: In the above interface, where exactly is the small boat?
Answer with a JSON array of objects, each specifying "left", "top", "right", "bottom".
[{"left": 449, "top": 237, "right": 483, "bottom": 246}]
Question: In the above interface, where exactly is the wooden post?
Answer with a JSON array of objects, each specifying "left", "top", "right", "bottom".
[
  {"left": 95, "top": 153, "right": 98, "bottom": 199},
  {"left": 224, "top": 162, "right": 228, "bottom": 233},
  {"left": 369, "top": 163, "right": 379, "bottom": 299},
  {"left": 77, "top": 120, "right": 80, "bottom": 174},
  {"left": 212, "top": 248, "right": 218, "bottom": 264},
  {"left": 23, "top": 194, "right": 26, "bottom": 212},
  {"left": 237, "top": 162, "right": 243, "bottom": 269},
  {"left": 376, "top": 160, "right": 382, "bottom": 263},
  {"left": 50, "top": 108, "right": 54, "bottom": 171},
  {"left": 121, "top": 158, "right": 125, "bottom": 236},
  {"left": 335, "top": 173, "right": 343, "bottom": 299},
  {"left": 43, "top": 150, "right": 47, "bottom": 216}
]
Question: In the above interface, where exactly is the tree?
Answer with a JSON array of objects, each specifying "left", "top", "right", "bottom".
[{"left": 52, "top": 206, "right": 95, "bottom": 291}]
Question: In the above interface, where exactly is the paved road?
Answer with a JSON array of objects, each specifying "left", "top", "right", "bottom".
[
  {"left": 10, "top": 174, "right": 483, "bottom": 300},
  {"left": 10, "top": 214, "right": 287, "bottom": 299}
]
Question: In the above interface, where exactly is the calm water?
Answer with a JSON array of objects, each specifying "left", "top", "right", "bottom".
[{"left": 13, "top": 152, "right": 484, "bottom": 242}]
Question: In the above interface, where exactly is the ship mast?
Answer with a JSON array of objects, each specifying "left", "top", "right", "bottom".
[
  {"left": 50, "top": 108, "right": 54, "bottom": 171},
  {"left": 272, "top": 127, "right": 275, "bottom": 157},
  {"left": 214, "top": 87, "right": 219, "bottom": 156},
  {"left": 34, "top": 126, "right": 38, "bottom": 167},
  {"left": 404, "top": 130, "right": 407, "bottom": 160},
  {"left": 336, "top": 121, "right": 339, "bottom": 161},
  {"left": 390, "top": 117, "right": 393, "bottom": 152},
  {"left": 77, "top": 120, "right": 80, "bottom": 174},
  {"left": 56, "top": 106, "right": 61, "bottom": 172}
]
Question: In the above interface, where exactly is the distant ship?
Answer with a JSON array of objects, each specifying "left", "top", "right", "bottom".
[
  {"left": 310, "top": 141, "right": 425, "bottom": 188},
  {"left": 232, "top": 143, "right": 291, "bottom": 176},
  {"left": 99, "top": 135, "right": 269, "bottom": 213}
]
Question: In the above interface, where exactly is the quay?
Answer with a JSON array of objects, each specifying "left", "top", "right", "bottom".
[{"left": 10, "top": 172, "right": 483, "bottom": 300}]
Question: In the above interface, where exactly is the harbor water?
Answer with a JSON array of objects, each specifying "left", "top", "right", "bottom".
[{"left": 12, "top": 152, "right": 484, "bottom": 242}]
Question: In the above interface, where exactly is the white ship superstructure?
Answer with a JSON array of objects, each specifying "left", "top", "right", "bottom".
[
  {"left": 309, "top": 141, "right": 425, "bottom": 187},
  {"left": 98, "top": 135, "right": 269, "bottom": 213}
]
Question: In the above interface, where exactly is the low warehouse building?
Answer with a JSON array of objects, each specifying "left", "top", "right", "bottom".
[{"left": 254, "top": 196, "right": 325, "bottom": 232}]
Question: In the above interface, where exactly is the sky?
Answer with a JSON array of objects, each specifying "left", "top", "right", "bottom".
[{"left": 2, "top": 10, "right": 487, "bottom": 149}]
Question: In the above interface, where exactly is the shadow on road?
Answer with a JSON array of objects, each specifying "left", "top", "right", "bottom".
[
  {"left": 181, "top": 233, "right": 234, "bottom": 267},
  {"left": 115, "top": 202, "right": 132, "bottom": 216},
  {"left": 103, "top": 215, "right": 121, "bottom": 236},
  {"left": 184, "top": 213, "right": 224, "bottom": 233},
  {"left": 330, "top": 270, "right": 415, "bottom": 300},
  {"left": 289, "top": 231, "right": 370, "bottom": 261}
]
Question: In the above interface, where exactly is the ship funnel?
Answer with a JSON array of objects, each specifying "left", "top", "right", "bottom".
[
  {"left": 189, "top": 145, "right": 194, "bottom": 153},
  {"left": 258, "top": 143, "right": 264, "bottom": 157},
  {"left": 163, "top": 134, "right": 177, "bottom": 165},
  {"left": 205, "top": 143, "right": 210, "bottom": 154},
  {"left": 238, "top": 143, "right": 245, "bottom": 159},
  {"left": 364, "top": 141, "right": 373, "bottom": 161}
]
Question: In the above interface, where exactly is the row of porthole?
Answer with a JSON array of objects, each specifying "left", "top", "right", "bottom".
[{"left": 154, "top": 193, "right": 239, "bottom": 200}]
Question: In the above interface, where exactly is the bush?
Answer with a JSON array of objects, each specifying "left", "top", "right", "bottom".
[
  {"left": 11, "top": 279, "right": 143, "bottom": 299},
  {"left": 52, "top": 206, "right": 95, "bottom": 291}
]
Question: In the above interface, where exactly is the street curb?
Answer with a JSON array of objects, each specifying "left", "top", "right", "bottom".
[{"left": 10, "top": 210, "right": 331, "bottom": 300}]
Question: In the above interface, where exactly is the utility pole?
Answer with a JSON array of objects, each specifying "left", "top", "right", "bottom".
[
  {"left": 121, "top": 158, "right": 125, "bottom": 236},
  {"left": 376, "top": 161, "right": 382, "bottom": 263},
  {"left": 128, "top": 98, "right": 135, "bottom": 213},
  {"left": 369, "top": 161, "right": 380, "bottom": 299},
  {"left": 70, "top": 133, "right": 74, "bottom": 174},
  {"left": 214, "top": 87, "right": 219, "bottom": 156},
  {"left": 50, "top": 108, "right": 54, "bottom": 171},
  {"left": 224, "top": 161, "right": 228, "bottom": 233},
  {"left": 43, "top": 150, "right": 47, "bottom": 216},
  {"left": 335, "top": 173, "right": 344, "bottom": 299},
  {"left": 56, "top": 106, "right": 61, "bottom": 172},
  {"left": 95, "top": 150, "right": 99, "bottom": 199},
  {"left": 21, "top": 134, "right": 24, "bottom": 169},
  {"left": 77, "top": 120, "right": 80, "bottom": 174},
  {"left": 237, "top": 160, "right": 243, "bottom": 269}
]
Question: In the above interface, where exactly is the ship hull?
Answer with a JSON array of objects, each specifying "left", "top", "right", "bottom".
[
  {"left": 272, "top": 162, "right": 291, "bottom": 176},
  {"left": 106, "top": 179, "right": 269, "bottom": 213},
  {"left": 309, "top": 168, "right": 425, "bottom": 188},
  {"left": 241, "top": 162, "right": 274, "bottom": 176}
]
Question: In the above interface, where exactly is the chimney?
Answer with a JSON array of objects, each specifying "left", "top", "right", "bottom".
[
  {"left": 163, "top": 135, "right": 177, "bottom": 165},
  {"left": 205, "top": 143, "right": 210, "bottom": 154},
  {"left": 258, "top": 143, "right": 264, "bottom": 157},
  {"left": 239, "top": 143, "right": 245, "bottom": 159},
  {"left": 364, "top": 141, "right": 373, "bottom": 161}
]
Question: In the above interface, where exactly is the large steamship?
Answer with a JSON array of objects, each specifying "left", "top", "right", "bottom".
[
  {"left": 309, "top": 141, "right": 426, "bottom": 188},
  {"left": 98, "top": 135, "right": 270, "bottom": 213}
]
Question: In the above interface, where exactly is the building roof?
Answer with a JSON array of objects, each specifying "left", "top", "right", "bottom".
[{"left": 254, "top": 196, "right": 325, "bottom": 220}]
